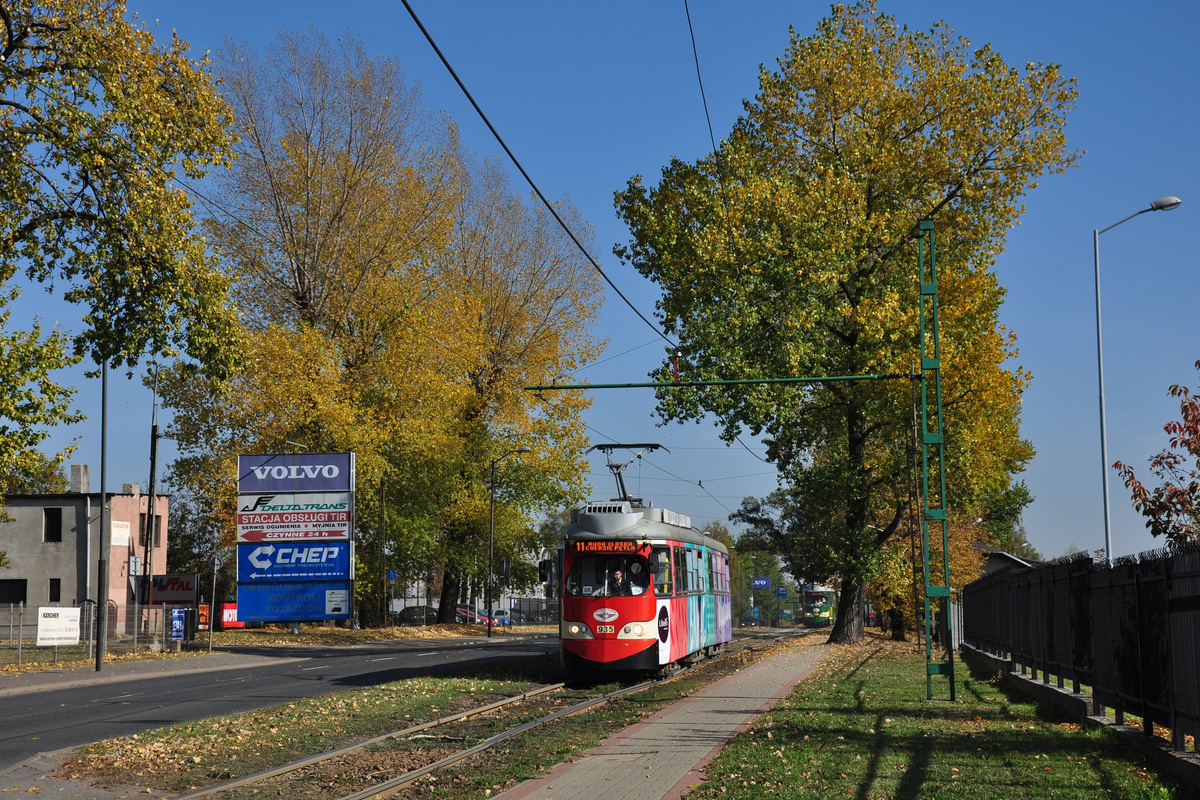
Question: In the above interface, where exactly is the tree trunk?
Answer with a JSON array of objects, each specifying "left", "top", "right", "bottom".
[
  {"left": 828, "top": 578, "right": 866, "bottom": 644},
  {"left": 437, "top": 570, "right": 462, "bottom": 624},
  {"left": 886, "top": 607, "right": 909, "bottom": 641}
]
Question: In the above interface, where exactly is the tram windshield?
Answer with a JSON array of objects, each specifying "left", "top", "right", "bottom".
[{"left": 566, "top": 555, "right": 650, "bottom": 597}]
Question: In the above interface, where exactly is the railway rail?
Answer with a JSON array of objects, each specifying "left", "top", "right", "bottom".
[{"left": 174, "top": 632, "right": 800, "bottom": 800}]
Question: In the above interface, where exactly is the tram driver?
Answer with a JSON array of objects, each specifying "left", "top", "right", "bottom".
[{"left": 604, "top": 568, "right": 632, "bottom": 596}]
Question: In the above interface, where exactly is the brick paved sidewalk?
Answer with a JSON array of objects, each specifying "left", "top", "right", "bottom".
[{"left": 499, "top": 640, "right": 828, "bottom": 800}]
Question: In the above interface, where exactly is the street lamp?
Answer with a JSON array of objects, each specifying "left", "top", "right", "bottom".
[
  {"left": 1093, "top": 195, "right": 1181, "bottom": 566},
  {"left": 489, "top": 446, "right": 531, "bottom": 638}
]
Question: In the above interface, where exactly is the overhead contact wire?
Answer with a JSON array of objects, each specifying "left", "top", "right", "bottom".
[{"left": 400, "top": 0, "right": 677, "bottom": 349}]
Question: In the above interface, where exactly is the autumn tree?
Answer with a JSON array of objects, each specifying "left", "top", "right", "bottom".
[
  {"left": 160, "top": 28, "right": 602, "bottom": 625},
  {"left": 0, "top": 448, "right": 68, "bottom": 494},
  {"left": 982, "top": 481, "right": 1041, "bottom": 559},
  {"left": 0, "top": 314, "right": 80, "bottom": 490},
  {"left": 429, "top": 156, "right": 602, "bottom": 622},
  {"left": 1115, "top": 360, "right": 1200, "bottom": 544},
  {"left": 160, "top": 27, "right": 474, "bottom": 622},
  {"left": 0, "top": 0, "right": 239, "bottom": 376},
  {"left": 616, "top": 1, "right": 1076, "bottom": 643}
]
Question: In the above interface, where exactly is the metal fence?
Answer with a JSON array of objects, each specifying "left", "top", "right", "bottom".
[
  {"left": 962, "top": 545, "right": 1200, "bottom": 751},
  {"left": 1, "top": 602, "right": 204, "bottom": 666},
  {"left": 509, "top": 597, "right": 560, "bottom": 623}
]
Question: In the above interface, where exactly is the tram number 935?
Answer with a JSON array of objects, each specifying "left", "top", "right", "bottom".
[{"left": 596, "top": 624, "right": 615, "bottom": 634}]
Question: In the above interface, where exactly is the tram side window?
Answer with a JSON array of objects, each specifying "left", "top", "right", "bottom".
[
  {"left": 676, "top": 544, "right": 686, "bottom": 594},
  {"left": 651, "top": 547, "right": 671, "bottom": 596},
  {"left": 565, "top": 554, "right": 650, "bottom": 597}
]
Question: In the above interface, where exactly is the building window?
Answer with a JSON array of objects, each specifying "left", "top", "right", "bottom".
[
  {"left": 139, "top": 513, "right": 162, "bottom": 548},
  {"left": 0, "top": 579, "right": 28, "bottom": 604},
  {"left": 43, "top": 508, "right": 63, "bottom": 543},
  {"left": 48, "top": 578, "right": 61, "bottom": 603}
]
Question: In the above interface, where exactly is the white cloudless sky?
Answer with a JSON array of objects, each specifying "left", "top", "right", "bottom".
[{"left": 23, "top": 1, "right": 1200, "bottom": 561}]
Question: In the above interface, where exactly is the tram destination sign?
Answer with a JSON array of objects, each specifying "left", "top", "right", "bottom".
[
  {"left": 237, "top": 491, "right": 352, "bottom": 542},
  {"left": 237, "top": 452, "right": 354, "bottom": 494},
  {"left": 571, "top": 540, "right": 646, "bottom": 553},
  {"left": 237, "top": 541, "right": 352, "bottom": 582}
]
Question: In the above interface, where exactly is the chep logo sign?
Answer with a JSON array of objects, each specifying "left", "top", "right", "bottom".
[{"left": 237, "top": 541, "right": 351, "bottom": 582}]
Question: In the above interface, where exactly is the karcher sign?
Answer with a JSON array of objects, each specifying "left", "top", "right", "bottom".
[{"left": 37, "top": 607, "right": 81, "bottom": 646}]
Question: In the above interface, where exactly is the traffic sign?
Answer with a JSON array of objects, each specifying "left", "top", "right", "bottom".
[
  {"left": 387, "top": 569, "right": 398, "bottom": 582},
  {"left": 774, "top": 586, "right": 788, "bottom": 599},
  {"left": 237, "top": 541, "right": 351, "bottom": 582},
  {"left": 752, "top": 576, "right": 771, "bottom": 589},
  {"left": 237, "top": 581, "right": 353, "bottom": 621}
]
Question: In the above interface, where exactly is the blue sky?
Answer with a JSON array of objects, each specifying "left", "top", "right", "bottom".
[{"left": 25, "top": 1, "right": 1200, "bottom": 562}]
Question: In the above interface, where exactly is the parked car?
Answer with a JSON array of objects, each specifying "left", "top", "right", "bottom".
[
  {"left": 394, "top": 605, "right": 438, "bottom": 625},
  {"left": 489, "top": 610, "right": 512, "bottom": 627},
  {"left": 455, "top": 605, "right": 488, "bottom": 624}
]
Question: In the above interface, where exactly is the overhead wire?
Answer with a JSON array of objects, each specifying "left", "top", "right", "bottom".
[
  {"left": 399, "top": 0, "right": 677, "bottom": 350},
  {"left": 565, "top": 339, "right": 659, "bottom": 375},
  {"left": 683, "top": 0, "right": 774, "bottom": 467},
  {"left": 684, "top": 0, "right": 720, "bottom": 154}
]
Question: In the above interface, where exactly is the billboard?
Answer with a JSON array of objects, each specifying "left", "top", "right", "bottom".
[
  {"left": 137, "top": 574, "right": 201, "bottom": 605},
  {"left": 236, "top": 491, "right": 352, "bottom": 542},
  {"left": 237, "top": 541, "right": 352, "bottom": 582},
  {"left": 237, "top": 453, "right": 354, "bottom": 494},
  {"left": 237, "top": 451, "right": 355, "bottom": 624},
  {"left": 237, "top": 581, "right": 352, "bottom": 621}
]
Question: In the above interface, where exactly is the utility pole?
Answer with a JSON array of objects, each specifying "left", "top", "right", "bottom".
[
  {"left": 95, "top": 364, "right": 109, "bottom": 670},
  {"left": 144, "top": 424, "right": 160, "bottom": 615}
]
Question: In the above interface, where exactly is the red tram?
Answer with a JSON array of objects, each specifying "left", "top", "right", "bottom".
[{"left": 558, "top": 445, "right": 733, "bottom": 673}]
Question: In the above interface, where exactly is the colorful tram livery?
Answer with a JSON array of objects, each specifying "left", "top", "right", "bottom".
[{"left": 559, "top": 501, "right": 733, "bottom": 672}]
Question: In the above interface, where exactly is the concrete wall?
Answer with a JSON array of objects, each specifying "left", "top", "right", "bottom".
[{"left": 1, "top": 478, "right": 168, "bottom": 634}]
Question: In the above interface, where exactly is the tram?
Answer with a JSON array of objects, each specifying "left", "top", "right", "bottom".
[
  {"left": 802, "top": 584, "right": 837, "bottom": 628},
  {"left": 558, "top": 444, "right": 733, "bottom": 673}
]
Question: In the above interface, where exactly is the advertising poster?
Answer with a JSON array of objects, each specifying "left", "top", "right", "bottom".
[{"left": 36, "top": 607, "right": 81, "bottom": 646}]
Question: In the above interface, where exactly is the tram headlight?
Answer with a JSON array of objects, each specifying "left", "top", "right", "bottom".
[
  {"left": 561, "top": 621, "right": 594, "bottom": 639},
  {"left": 616, "top": 621, "right": 650, "bottom": 639}
]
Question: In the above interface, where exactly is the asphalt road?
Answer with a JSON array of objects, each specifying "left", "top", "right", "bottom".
[{"left": 0, "top": 634, "right": 559, "bottom": 772}]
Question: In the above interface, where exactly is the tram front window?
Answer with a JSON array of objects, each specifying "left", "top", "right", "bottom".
[{"left": 566, "top": 555, "right": 649, "bottom": 597}]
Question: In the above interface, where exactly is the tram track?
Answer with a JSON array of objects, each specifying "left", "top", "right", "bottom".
[{"left": 173, "top": 632, "right": 799, "bottom": 800}]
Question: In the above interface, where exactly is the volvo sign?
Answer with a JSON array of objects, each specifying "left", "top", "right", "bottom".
[{"left": 237, "top": 453, "right": 354, "bottom": 493}]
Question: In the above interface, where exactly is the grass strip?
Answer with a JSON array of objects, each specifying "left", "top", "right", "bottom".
[
  {"left": 58, "top": 652, "right": 565, "bottom": 793},
  {"left": 57, "top": 637, "right": 801, "bottom": 799},
  {"left": 683, "top": 638, "right": 1189, "bottom": 800}
]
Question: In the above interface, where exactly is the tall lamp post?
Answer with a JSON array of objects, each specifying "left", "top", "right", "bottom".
[
  {"left": 1093, "top": 195, "right": 1181, "bottom": 566},
  {"left": 489, "top": 446, "right": 531, "bottom": 638}
]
